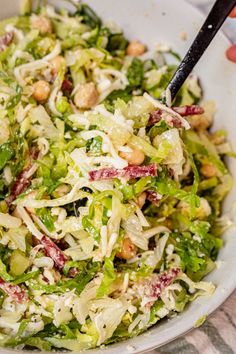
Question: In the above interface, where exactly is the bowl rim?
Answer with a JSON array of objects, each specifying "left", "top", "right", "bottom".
[{"left": 0, "top": 1, "right": 236, "bottom": 353}]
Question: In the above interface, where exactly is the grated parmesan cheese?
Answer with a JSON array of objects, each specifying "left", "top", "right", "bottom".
[{"left": 106, "top": 232, "right": 118, "bottom": 257}]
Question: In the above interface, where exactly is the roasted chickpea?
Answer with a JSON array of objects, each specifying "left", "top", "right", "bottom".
[
  {"left": 187, "top": 115, "right": 211, "bottom": 131},
  {"left": 116, "top": 238, "right": 137, "bottom": 260},
  {"left": 137, "top": 192, "right": 147, "bottom": 209},
  {"left": 200, "top": 163, "right": 217, "bottom": 178},
  {"left": 32, "top": 80, "right": 51, "bottom": 103},
  {"left": 126, "top": 40, "right": 146, "bottom": 56},
  {"left": 74, "top": 83, "right": 99, "bottom": 109},
  {"left": 120, "top": 147, "right": 145, "bottom": 166},
  {"left": 31, "top": 15, "right": 53, "bottom": 35},
  {"left": 50, "top": 56, "right": 66, "bottom": 75}
]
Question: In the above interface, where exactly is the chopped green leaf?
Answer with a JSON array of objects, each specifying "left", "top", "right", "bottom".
[{"left": 96, "top": 258, "right": 116, "bottom": 298}]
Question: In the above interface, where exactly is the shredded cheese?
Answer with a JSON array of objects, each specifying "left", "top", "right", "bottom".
[
  {"left": 100, "top": 225, "right": 108, "bottom": 257},
  {"left": 0, "top": 212, "right": 22, "bottom": 229},
  {"left": 15, "top": 178, "right": 89, "bottom": 208},
  {"left": 16, "top": 206, "right": 43, "bottom": 239},
  {"left": 14, "top": 41, "right": 61, "bottom": 86},
  {"left": 106, "top": 232, "right": 118, "bottom": 257}
]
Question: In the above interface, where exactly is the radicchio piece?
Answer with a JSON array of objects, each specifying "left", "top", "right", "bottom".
[
  {"left": 6, "top": 173, "right": 30, "bottom": 205},
  {"left": 30, "top": 146, "right": 39, "bottom": 160},
  {"left": 172, "top": 105, "right": 204, "bottom": 117},
  {"left": 165, "top": 115, "right": 185, "bottom": 129},
  {"left": 61, "top": 78, "right": 73, "bottom": 95},
  {"left": 0, "top": 31, "right": 14, "bottom": 52},
  {"left": 89, "top": 164, "right": 158, "bottom": 181},
  {"left": 6, "top": 148, "right": 39, "bottom": 205},
  {"left": 148, "top": 109, "right": 184, "bottom": 129},
  {"left": 40, "top": 235, "right": 68, "bottom": 270},
  {"left": 148, "top": 105, "right": 204, "bottom": 129},
  {"left": 139, "top": 268, "right": 180, "bottom": 307},
  {"left": 0, "top": 278, "right": 28, "bottom": 302},
  {"left": 123, "top": 165, "right": 157, "bottom": 179},
  {"left": 148, "top": 109, "right": 162, "bottom": 126},
  {"left": 68, "top": 267, "right": 79, "bottom": 278},
  {"left": 42, "top": 275, "right": 50, "bottom": 284},
  {"left": 168, "top": 168, "right": 174, "bottom": 179},
  {"left": 146, "top": 190, "right": 162, "bottom": 205}
]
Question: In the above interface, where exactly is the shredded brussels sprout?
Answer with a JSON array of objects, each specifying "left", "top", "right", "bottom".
[{"left": 0, "top": 0, "right": 234, "bottom": 351}]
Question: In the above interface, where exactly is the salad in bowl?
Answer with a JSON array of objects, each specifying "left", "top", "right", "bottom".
[{"left": 0, "top": 0, "right": 234, "bottom": 351}]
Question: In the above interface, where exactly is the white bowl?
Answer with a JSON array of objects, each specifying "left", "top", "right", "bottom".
[{"left": 1, "top": 1, "right": 236, "bottom": 353}]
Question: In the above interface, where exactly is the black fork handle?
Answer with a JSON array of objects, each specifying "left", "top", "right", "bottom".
[{"left": 167, "top": 0, "right": 236, "bottom": 101}]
